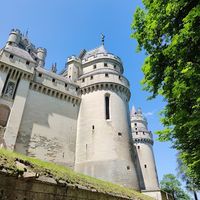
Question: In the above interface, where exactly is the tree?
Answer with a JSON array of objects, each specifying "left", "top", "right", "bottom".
[
  {"left": 131, "top": 0, "right": 200, "bottom": 187},
  {"left": 160, "top": 174, "right": 191, "bottom": 200},
  {"left": 177, "top": 155, "right": 199, "bottom": 200}
]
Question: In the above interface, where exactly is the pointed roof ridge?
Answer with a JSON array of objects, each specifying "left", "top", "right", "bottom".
[
  {"left": 130, "top": 105, "right": 137, "bottom": 117},
  {"left": 81, "top": 45, "right": 108, "bottom": 60}
]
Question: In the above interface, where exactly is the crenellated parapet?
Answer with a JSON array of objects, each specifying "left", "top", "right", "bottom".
[{"left": 29, "top": 82, "right": 81, "bottom": 106}]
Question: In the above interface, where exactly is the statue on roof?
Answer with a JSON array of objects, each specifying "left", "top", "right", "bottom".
[{"left": 101, "top": 33, "right": 105, "bottom": 45}]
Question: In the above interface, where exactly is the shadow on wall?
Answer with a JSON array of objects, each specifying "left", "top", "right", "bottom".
[
  {"left": 13, "top": 90, "right": 79, "bottom": 164},
  {"left": 0, "top": 104, "right": 10, "bottom": 148}
]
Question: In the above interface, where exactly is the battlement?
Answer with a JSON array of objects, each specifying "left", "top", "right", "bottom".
[
  {"left": 67, "top": 55, "right": 81, "bottom": 63},
  {"left": 5, "top": 29, "right": 47, "bottom": 68}
]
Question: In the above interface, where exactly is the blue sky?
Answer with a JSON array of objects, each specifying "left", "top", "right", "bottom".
[{"left": 1, "top": 0, "right": 178, "bottom": 184}]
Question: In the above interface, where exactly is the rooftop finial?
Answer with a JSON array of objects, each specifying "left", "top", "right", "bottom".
[{"left": 101, "top": 33, "right": 105, "bottom": 46}]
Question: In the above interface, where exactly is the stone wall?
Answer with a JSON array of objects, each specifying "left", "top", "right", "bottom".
[
  {"left": 15, "top": 89, "right": 79, "bottom": 168},
  {"left": 0, "top": 173, "right": 131, "bottom": 200}
]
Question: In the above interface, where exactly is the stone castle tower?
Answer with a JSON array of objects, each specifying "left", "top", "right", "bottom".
[
  {"left": 131, "top": 107, "right": 160, "bottom": 194},
  {"left": 0, "top": 29, "right": 164, "bottom": 199}
]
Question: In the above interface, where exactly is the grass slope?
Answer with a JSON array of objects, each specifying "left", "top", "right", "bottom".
[{"left": 0, "top": 148, "right": 154, "bottom": 200}]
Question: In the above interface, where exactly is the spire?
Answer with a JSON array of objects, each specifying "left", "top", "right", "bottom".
[
  {"left": 101, "top": 33, "right": 105, "bottom": 46},
  {"left": 130, "top": 105, "right": 137, "bottom": 117},
  {"left": 51, "top": 62, "right": 57, "bottom": 73},
  {"left": 25, "top": 28, "right": 29, "bottom": 38},
  {"left": 138, "top": 107, "right": 142, "bottom": 114}
]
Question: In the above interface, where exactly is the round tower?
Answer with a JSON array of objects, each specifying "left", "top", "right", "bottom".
[
  {"left": 131, "top": 107, "right": 159, "bottom": 190},
  {"left": 6, "top": 29, "right": 21, "bottom": 47},
  {"left": 75, "top": 45, "right": 139, "bottom": 189},
  {"left": 37, "top": 47, "right": 47, "bottom": 67}
]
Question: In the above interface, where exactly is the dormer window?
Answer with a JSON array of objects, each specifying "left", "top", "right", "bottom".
[{"left": 9, "top": 54, "right": 14, "bottom": 59}]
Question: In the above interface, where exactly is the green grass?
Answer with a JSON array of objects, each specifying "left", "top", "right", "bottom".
[{"left": 0, "top": 148, "right": 154, "bottom": 200}]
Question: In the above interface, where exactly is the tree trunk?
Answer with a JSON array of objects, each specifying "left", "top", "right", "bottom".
[
  {"left": 194, "top": 191, "right": 198, "bottom": 200},
  {"left": 172, "top": 191, "right": 176, "bottom": 200}
]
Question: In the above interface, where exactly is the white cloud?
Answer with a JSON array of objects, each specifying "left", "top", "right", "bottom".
[{"left": 144, "top": 111, "right": 154, "bottom": 117}]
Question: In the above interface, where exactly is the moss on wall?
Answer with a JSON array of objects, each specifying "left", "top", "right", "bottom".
[{"left": 0, "top": 148, "right": 154, "bottom": 200}]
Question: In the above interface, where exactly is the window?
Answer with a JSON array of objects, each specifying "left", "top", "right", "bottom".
[
  {"left": 143, "top": 132, "right": 145, "bottom": 135},
  {"left": 93, "top": 65, "right": 96, "bottom": 69},
  {"left": 65, "top": 83, "right": 68, "bottom": 88},
  {"left": 92, "top": 125, "right": 95, "bottom": 130},
  {"left": 38, "top": 73, "right": 42, "bottom": 77},
  {"left": 105, "top": 95, "right": 110, "bottom": 120},
  {"left": 114, "top": 65, "right": 116, "bottom": 69},
  {"left": 119, "top": 76, "right": 122, "bottom": 80},
  {"left": 105, "top": 73, "right": 109, "bottom": 77},
  {"left": 127, "top": 166, "right": 130, "bottom": 170},
  {"left": 104, "top": 63, "right": 108, "bottom": 67},
  {"left": 144, "top": 164, "right": 147, "bottom": 168},
  {"left": 134, "top": 123, "right": 137, "bottom": 126},
  {"left": 90, "top": 76, "right": 93, "bottom": 80},
  {"left": 118, "top": 132, "right": 122, "bottom": 136},
  {"left": 26, "top": 61, "right": 30, "bottom": 65},
  {"left": 4, "top": 81, "right": 15, "bottom": 98},
  {"left": 136, "top": 132, "right": 138, "bottom": 135},
  {"left": 82, "top": 78, "right": 85, "bottom": 82},
  {"left": 9, "top": 54, "right": 14, "bottom": 59},
  {"left": 137, "top": 146, "right": 140, "bottom": 149},
  {"left": 52, "top": 78, "right": 55, "bottom": 83}
]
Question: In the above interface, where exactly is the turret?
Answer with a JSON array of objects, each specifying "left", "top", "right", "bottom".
[
  {"left": 66, "top": 56, "right": 82, "bottom": 82},
  {"left": 75, "top": 44, "right": 139, "bottom": 189},
  {"left": 6, "top": 29, "right": 22, "bottom": 47},
  {"left": 37, "top": 48, "right": 47, "bottom": 67},
  {"left": 131, "top": 107, "right": 159, "bottom": 190}
]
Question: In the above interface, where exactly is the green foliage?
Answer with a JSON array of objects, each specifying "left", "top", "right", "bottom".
[
  {"left": 0, "top": 148, "right": 154, "bottom": 200},
  {"left": 160, "top": 174, "right": 191, "bottom": 200},
  {"left": 131, "top": 0, "right": 200, "bottom": 187},
  {"left": 177, "top": 155, "right": 199, "bottom": 200}
]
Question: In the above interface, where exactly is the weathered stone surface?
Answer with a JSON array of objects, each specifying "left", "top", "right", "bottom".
[{"left": 0, "top": 173, "right": 133, "bottom": 200}]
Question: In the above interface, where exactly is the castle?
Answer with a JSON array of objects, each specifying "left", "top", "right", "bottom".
[{"left": 0, "top": 29, "right": 163, "bottom": 199}]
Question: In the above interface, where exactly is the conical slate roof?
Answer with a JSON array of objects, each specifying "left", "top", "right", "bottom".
[{"left": 82, "top": 45, "right": 108, "bottom": 59}]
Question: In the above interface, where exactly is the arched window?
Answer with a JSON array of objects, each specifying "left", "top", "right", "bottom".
[
  {"left": 105, "top": 94, "right": 110, "bottom": 120},
  {"left": 0, "top": 105, "right": 10, "bottom": 127}
]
